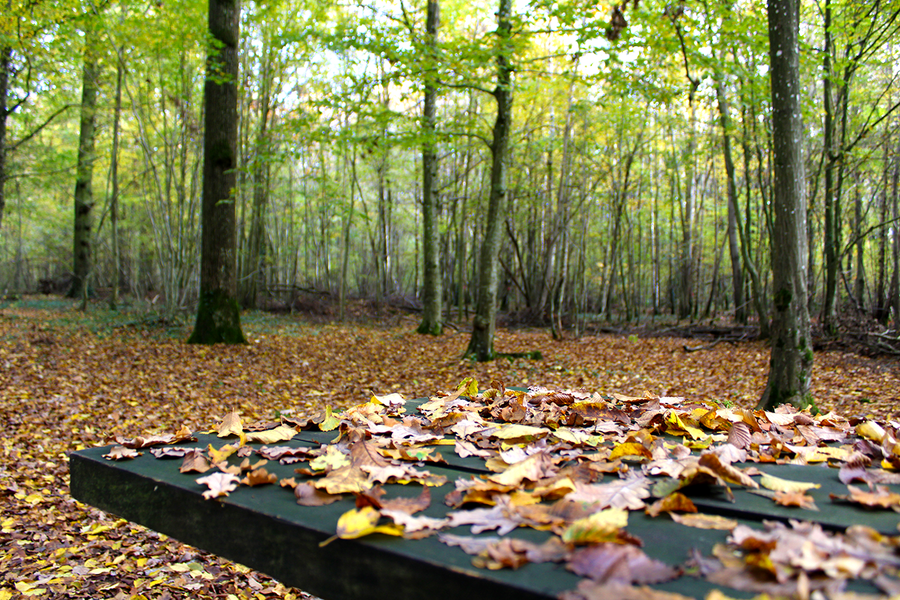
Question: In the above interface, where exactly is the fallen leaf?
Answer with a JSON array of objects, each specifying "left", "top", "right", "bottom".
[
  {"left": 567, "top": 543, "right": 680, "bottom": 584},
  {"left": 196, "top": 472, "right": 240, "bottom": 500},
  {"left": 217, "top": 410, "right": 243, "bottom": 438},
  {"left": 758, "top": 472, "right": 820, "bottom": 494},
  {"left": 669, "top": 513, "right": 738, "bottom": 530},
  {"left": 103, "top": 446, "right": 141, "bottom": 460},
  {"left": 561, "top": 507, "right": 629, "bottom": 545},
  {"left": 244, "top": 424, "right": 298, "bottom": 444}
]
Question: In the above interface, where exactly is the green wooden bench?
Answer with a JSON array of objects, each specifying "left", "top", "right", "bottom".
[{"left": 69, "top": 399, "right": 899, "bottom": 600}]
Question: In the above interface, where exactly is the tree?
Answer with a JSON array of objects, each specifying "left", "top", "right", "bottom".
[
  {"left": 68, "top": 18, "right": 100, "bottom": 301},
  {"left": 465, "top": 0, "right": 513, "bottom": 361},
  {"left": 188, "top": 0, "right": 246, "bottom": 344},
  {"left": 417, "top": 0, "right": 442, "bottom": 336},
  {"left": 757, "top": 0, "right": 813, "bottom": 411}
]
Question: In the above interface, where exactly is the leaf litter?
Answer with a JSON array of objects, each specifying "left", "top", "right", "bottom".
[{"left": 2, "top": 305, "right": 900, "bottom": 599}]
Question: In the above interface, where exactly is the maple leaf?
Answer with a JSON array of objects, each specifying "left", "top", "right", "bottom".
[
  {"left": 216, "top": 410, "right": 243, "bottom": 438},
  {"left": 196, "top": 472, "right": 240, "bottom": 500},
  {"left": 446, "top": 502, "right": 523, "bottom": 535},
  {"left": 567, "top": 543, "right": 680, "bottom": 584},
  {"left": 567, "top": 475, "right": 651, "bottom": 510},
  {"left": 241, "top": 467, "right": 278, "bottom": 487},
  {"left": 103, "top": 446, "right": 141, "bottom": 460}
]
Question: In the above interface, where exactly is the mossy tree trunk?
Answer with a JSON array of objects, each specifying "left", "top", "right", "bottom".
[
  {"left": 69, "top": 22, "right": 99, "bottom": 301},
  {"left": 465, "top": 0, "right": 512, "bottom": 361},
  {"left": 417, "top": 0, "right": 442, "bottom": 336},
  {"left": 757, "top": 0, "right": 813, "bottom": 411},
  {"left": 188, "top": 0, "right": 246, "bottom": 345}
]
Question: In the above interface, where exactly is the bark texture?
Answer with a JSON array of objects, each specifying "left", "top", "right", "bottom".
[
  {"left": 417, "top": 0, "right": 442, "bottom": 336},
  {"left": 69, "top": 26, "right": 99, "bottom": 300},
  {"left": 466, "top": 0, "right": 512, "bottom": 361},
  {"left": 188, "top": 0, "right": 246, "bottom": 344},
  {"left": 758, "top": 0, "right": 813, "bottom": 410}
]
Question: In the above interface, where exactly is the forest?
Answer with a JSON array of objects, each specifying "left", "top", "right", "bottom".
[{"left": 1, "top": 0, "right": 899, "bottom": 344}]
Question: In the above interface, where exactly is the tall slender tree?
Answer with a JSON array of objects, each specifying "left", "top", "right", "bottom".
[
  {"left": 69, "top": 18, "right": 100, "bottom": 300},
  {"left": 417, "top": 0, "right": 442, "bottom": 335},
  {"left": 188, "top": 0, "right": 246, "bottom": 344},
  {"left": 758, "top": 0, "right": 813, "bottom": 410},
  {"left": 466, "top": 0, "right": 513, "bottom": 361}
]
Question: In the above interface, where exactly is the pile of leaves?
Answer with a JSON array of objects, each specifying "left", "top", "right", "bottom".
[
  {"left": 1, "top": 301, "right": 899, "bottom": 599},
  {"left": 109, "top": 378, "right": 900, "bottom": 599}
]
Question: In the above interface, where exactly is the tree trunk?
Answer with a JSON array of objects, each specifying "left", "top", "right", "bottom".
[
  {"left": 714, "top": 79, "right": 746, "bottom": 323},
  {"left": 0, "top": 42, "right": 9, "bottom": 229},
  {"left": 417, "top": 0, "right": 442, "bottom": 335},
  {"left": 758, "top": 0, "right": 813, "bottom": 411},
  {"left": 243, "top": 62, "right": 272, "bottom": 310},
  {"left": 821, "top": 0, "right": 840, "bottom": 334},
  {"left": 109, "top": 45, "right": 124, "bottom": 310},
  {"left": 892, "top": 128, "right": 900, "bottom": 326},
  {"left": 69, "top": 23, "right": 99, "bottom": 301},
  {"left": 466, "top": 0, "right": 513, "bottom": 361},
  {"left": 188, "top": 0, "right": 246, "bottom": 345}
]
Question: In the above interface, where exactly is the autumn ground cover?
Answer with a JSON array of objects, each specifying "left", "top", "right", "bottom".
[{"left": 1, "top": 298, "right": 898, "bottom": 599}]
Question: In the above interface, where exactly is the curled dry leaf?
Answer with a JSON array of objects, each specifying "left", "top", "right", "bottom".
[
  {"left": 103, "top": 446, "right": 141, "bottom": 460},
  {"left": 196, "top": 472, "right": 240, "bottom": 500}
]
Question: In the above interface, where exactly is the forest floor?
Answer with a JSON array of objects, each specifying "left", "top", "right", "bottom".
[{"left": 1, "top": 297, "right": 898, "bottom": 599}]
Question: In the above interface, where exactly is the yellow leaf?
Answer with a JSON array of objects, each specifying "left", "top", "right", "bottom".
[
  {"left": 319, "top": 406, "right": 341, "bottom": 431},
  {"left": 608, "top": 442, "right": 652, "bottom": 461},
  {"left": 336, "top": 506, "right": 381, "bottom": 539},
  {"left": 309, "top": 446, "right": 350, "bottom": 471},
  {"left": 562, "top": 507, "right": 628, "bottom": 544},
  {"left": 490, "top": 424, "right": 549, "bottom": 443},
  {"left": 208, "top": 443, "right": 237, "bottom": 464},
  {"left": 759, "top": 473, "right": 821, "bottom": 493},
  {"left": 856, "top": 421, "right": 886, "bottom": 443},
  {"left": 244, "top": 424, "right": 298, "bottom": 445},
  {"left": 0, "top": 589, "right": 13, "bottom": 600},
  {"left": 217, "top": 410, "right": 243, "bottom": 438},
  {"left": 457, "top": 377, "right": 479, "bottom": 397},
  {"left": 670, "top": 513, "right": 738, "bottom": 530}
]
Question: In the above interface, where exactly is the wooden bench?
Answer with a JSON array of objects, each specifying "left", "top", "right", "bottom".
[{"left": 69, "top": 405, "right": 899, "bottom": 600}]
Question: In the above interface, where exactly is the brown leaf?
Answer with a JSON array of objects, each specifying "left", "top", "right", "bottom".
[
  {"left": 561, "top": 581, "right": 695, "bottom": 600},
  {"left": 241, "top": 467, "right": 278, "bottom": 486},
  {"left": 294, "top": 482, "right": 342, "bottom": 506},
  {"left": 179, "top": 449, "right": 212, "bottom": 474},
  {"left": 567, "top": 543, "right": 680, "bottom": 584},
  {"left": 103, "top": 446, "right": 141, "bottom": 460},
  {"left": 830, "top": 485, "right": 900, "bottom": 511}
]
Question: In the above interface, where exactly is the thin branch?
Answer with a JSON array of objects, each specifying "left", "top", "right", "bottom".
[{"left": 7, "top": 103, "right": 75, "bottom": 152}]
